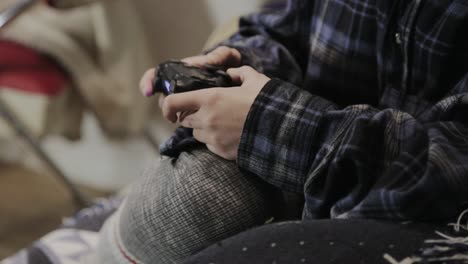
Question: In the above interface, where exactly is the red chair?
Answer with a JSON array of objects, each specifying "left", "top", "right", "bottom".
[{"left": 0, "top": 39, "right": 88, "bottom": 208}]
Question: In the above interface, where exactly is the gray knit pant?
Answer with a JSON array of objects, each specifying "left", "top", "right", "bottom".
[{"left": 96, "top": 149, "right": 281, "bottom": 263}]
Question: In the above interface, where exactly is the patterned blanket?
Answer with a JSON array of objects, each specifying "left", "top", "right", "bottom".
[
  {"left": 1, "top": 198, "right": 122, "bottom": 264},
  {"left": 2, "top": 198, "right": 467, "bottom": 264}
]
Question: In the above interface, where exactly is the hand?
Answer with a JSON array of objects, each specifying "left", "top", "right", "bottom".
[
  {"left": 162, "top": 66, "right": 271, "bottom": 160},
  {"left": 139, "top": 46, "right": 241, "bottom": 97}
]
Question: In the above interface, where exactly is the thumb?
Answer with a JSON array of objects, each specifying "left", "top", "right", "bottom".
[
  {"left": 162, "top": 91, "right": 204, "bottom": 123},
  {"left": 181, "top": 55, "right": 206, "bottom": 67},
  {"left": 227, "top": 66, "right": 257, "bottom": 85}
]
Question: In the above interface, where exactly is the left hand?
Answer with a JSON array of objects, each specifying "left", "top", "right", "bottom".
[{"left": 162, "top": 66, "right": 271, "bottom": 160}]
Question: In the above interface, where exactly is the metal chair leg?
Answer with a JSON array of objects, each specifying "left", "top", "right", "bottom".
[{"left": 0, "top": 96, "right": 90, "bottom": 209}]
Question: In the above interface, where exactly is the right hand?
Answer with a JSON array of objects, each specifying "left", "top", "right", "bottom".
[{"left": 139, "top": 46, "right": 242, "bottom": 98}]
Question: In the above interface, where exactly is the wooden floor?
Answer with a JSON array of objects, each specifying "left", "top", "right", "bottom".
[{"left": 0, "top": 162, "right": 105, "bottom": 259}]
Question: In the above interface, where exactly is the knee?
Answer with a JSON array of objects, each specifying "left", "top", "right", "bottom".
[{"left": 116, "top": 150, "right": 277, "bottom": 263}]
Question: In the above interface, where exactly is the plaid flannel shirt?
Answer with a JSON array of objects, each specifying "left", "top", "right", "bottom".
[{"left": 162, "top": 0, "right": 468, "bottom": 221}]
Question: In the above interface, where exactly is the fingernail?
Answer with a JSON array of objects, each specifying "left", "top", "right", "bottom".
[{"left": 145, "top": 89, "right": 153, "bottom": 97}]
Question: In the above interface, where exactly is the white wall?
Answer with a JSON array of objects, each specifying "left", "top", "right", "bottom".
[
  {"left": 203, "top": 0, "right": 266, "bottom": 26},
  {"left": 135, "top": 0, "right": 267, "bottom": 61}
]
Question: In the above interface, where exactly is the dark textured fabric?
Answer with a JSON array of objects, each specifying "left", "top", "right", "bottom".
[
  {"left": 227, "top": 0, "right": 468, "bottom": 221},
  {"left": 160, "top": 126, "right": 200, "bottom": 157},
  {"left": 183, "top": 220, "right": 442, "bottom": 264}
]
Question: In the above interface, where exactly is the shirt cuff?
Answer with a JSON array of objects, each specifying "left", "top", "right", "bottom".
[{"left": 237, "top": 78, "right": 336, "bottom": 193}]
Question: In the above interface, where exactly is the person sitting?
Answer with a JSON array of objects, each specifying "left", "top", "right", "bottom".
[
  {"left": 3, "top": 0, "right": 468, "bottom": 263},
  {"left": 93, "top": 0, "right": 468, "bottom": 263}
]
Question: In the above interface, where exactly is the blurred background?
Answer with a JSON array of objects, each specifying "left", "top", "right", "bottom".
[{"left": 0, "top": 0, "right": 272, "bottom": 257}]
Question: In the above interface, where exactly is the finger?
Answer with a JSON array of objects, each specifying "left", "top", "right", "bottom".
[
  {"left": 178, "top": 110, "right": 196, "bottom": 123},
  {"left": 205, "top": 46, "right": 230, "bottom": 66},
  {"left": 158, "top": 94, "right": 166, "bottom": 110},
  {"left": 227, "top": 66, "right": 257, "bottom": 85},
  {"left": 162, "top": 91, "right": 205, "bottom": 123},
  {"left": 182, "top": 50, "right": 226, "bottom": 67},
  {"left": 207, "top": 46, "right": 242, "bottom": 67},
  {"left": 180, "top": 111, "right": 204, "bottom": 129},
  {"left": 193, "top": 129, "right": 210, "bottom": 144},
  {"left": 182, "top": 55, "right": 207, "bottom": 67},
  {"left": 182, "top": 47, "right": 241, "bottom": 68},
  {"left": 139, "top": 68, "right": 156, "bottom": 96}
]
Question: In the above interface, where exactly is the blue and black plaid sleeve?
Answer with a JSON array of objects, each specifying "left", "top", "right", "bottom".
[
  {"left": 163, "top": 0, "right": 468, "bottom": 221},
  {"left": 239, "top": 76, "right": 468, "bottom": 221},
  {"left": 238, "top": 79, "right": 337, "bottom": 193},
  {"left": 229, "top": 0, "right": 468, "bottom": 221},
  {"left": 219, "top": 0, "right": 307, "bottom": 86}
]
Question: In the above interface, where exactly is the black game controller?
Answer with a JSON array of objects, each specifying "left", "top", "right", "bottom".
[{"left": 152, "top": 60, "right": 233, "bottom": 95}]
